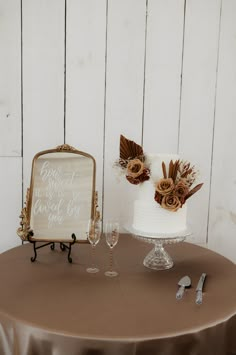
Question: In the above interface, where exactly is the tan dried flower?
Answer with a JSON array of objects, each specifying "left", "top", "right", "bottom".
[
  {"left": 161, "top": 194, "right": 182, "bottom": 212},
  {"left": 155, "top": 178, "right": 175, "bottom": 196},
  {"left": 127, "top": 159, "right": 145, "bottom": 178},
  {"left": 174, "top": 181, "right": 189, "bottom": 201}
]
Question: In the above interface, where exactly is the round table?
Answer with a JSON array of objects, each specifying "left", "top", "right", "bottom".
[{"left": 0, "top": 234, "right": 235, "bottom": 355}]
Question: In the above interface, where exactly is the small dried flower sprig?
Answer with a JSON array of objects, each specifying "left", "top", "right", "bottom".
[
  {"left": 154, "top": 160, "right": 203, "bottom": 212},
  {"left": 115, "top": 135, "right": 150, "bottom": 185},
  {"left": 177, "top": 160, "right": 199, "bottom": 187}
]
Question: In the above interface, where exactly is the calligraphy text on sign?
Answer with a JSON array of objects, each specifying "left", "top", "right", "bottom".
[{"left": 32, "top": 161, "right": 81, "bottom": 227}]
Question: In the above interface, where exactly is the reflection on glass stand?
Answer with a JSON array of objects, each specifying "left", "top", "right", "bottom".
[
  {"left": 126, "top": 226, "right": 191, "bottom": 270},
  {"left": 140, "top": 236, "right": 185, "bottom": 270},
  {"left": 86, "top": 219, "right": 102, "bottom": 273},
  {"left": 104, "top": 222, "right": 119, "bottom": 277}
]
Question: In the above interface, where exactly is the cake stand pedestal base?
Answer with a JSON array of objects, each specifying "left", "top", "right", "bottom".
[
  {"left": 143, "top": 240, "right": 174, "bottom": 270},
  {"left": 125, "top": 226, "right": 192, "bottom": 271}
]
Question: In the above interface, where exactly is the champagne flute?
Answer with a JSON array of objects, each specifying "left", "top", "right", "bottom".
[
  {"left": 104, "top": 221, "right": 119, "bottom": 277},
  {"left": 86, "top": 219, "right": 101, "bottom": 273}
]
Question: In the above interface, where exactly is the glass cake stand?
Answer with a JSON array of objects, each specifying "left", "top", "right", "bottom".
[{"left": 125, "top": 225, "right": 192, "bottom": 270}]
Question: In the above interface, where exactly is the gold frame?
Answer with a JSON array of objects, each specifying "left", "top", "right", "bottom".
[{"left": 17, "top": 144, "right": 100, "bottom": 243}]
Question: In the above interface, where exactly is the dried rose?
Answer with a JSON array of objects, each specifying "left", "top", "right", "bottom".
[
  {"left": 161, "top": 194, "right": 182, "bottom": 212},
  {"left": 174, "top": 181, "right": 189, "bottom": 202},
  {"left": 154, "top": 191, "right": 162, "bottom": 204},
  {"left": 126, "top": 176, "right": 140, "bottom": 185},
  {"left": 127, "top": 159, "right": 145, "bottom": 178},
  {"left": 126, "top": 168, "right": 150, "bottom": 185},
  {"left": 155, "top": 178, "right": 174, "bottom": 196}
]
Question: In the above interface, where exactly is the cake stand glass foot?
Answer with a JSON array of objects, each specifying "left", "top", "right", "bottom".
[{"left": 143, "top": 241, "right": 173, "bottom": 270}]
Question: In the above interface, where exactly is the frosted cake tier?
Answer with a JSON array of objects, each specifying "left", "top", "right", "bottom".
[
  {"left": 132, "top": 180, "right": 187, "bottom": 236},
  {"left": 133, "top": 200, "right": 187, "bottom": 235}
]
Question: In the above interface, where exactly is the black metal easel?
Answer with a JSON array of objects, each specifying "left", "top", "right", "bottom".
[{"left": 28, "top": 232, "right": 77, "bottom": 263}]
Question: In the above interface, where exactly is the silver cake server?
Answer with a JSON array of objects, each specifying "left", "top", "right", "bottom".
[
  {"left": 196, "top": 273, "right": 207, "bottom": 305},
  {"left": 176, "top": 275, "right": 191, "bottom": 300}
]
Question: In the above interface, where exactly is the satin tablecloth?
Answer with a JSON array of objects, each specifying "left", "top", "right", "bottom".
[{"left": 0, "top": 234, "right": 235, "bottom": 355}]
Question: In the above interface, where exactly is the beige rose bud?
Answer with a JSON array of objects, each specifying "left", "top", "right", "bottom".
[
  {"left": 127, "top": 159, "right": 144, "bottom": 178},
  {"left": 155, "top": 178, "right": 174, "bottom": 196},
  {"left": 161, "top": 194, "right": 182, "bottom": 212}
]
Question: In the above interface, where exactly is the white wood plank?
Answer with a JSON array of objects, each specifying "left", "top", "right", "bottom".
[
  {"left": 208, "top": 0, "right": 236, "bottom": 262},
  {"left": 178, "top": 0, "right": 221, "bottom": 244},
  {"left": 0, "top": 158, "right": 22, "bottom": 252},
  {"left": 0, "top": 0, "right": 21, "bottom": 156},
  {"left": 22, "top": 0, "right": 65, "bottom": 190},
  {"left": 66, "top": 0, "right": 106, "bottom": 212},
  {"left": 103, "top": 0, "right": 146, "bottom": 225},
  {"left": 143, "top": 0, "right": 185, "bottom": 153}
]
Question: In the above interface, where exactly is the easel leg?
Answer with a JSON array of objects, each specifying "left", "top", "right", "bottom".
[
  {"left": 31, "top": 241, "right": 37, "bottom": 262},
  {"left": 30, "top": 241, "right": 55, "bottom": 262}
]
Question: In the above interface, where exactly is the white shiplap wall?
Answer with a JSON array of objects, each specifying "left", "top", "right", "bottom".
[
  {"left": 104, "top": 0, "right": 146, "bottom": 224},
  {"left": 0, "top": 0, "right": 21, "bottom": 157},
  {"left": 143, "top": 0, "right": 185, "bottom": 153},
  {"left": 208, "top": 0, "right": 236, "bottom": 261},
  {"left": 178, "top": 0, "right": 221, "bottom": 245},
  {"left": 22, "top": 0, "right": 65, "bottom": 193},
  {"left": 66, "top": 0, "right": 106, "bottom": 212},
  {"left": 0, "top": 0, "right": 235, "bottom": 262}
]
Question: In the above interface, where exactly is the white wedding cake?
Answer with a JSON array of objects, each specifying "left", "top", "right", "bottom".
[
  {"left": 117, "top": 135, "right": 203, "bottom": 239},
  {"left": 132, "top": 154, "right": 188, "bottom": 236}
]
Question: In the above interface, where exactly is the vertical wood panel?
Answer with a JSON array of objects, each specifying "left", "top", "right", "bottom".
[
  {"left": 178, "top": 0, "right": 221, "bottom": 244},
  {"left": 208, "top": 0, "right": 236, "bottom": 262},
  {"left": 103, "top": 0, "right": 146, "bottom": 224},
  {"left": 0, "top": 158, "right": 22, "bottom": 252},
  {"left": 22, "top": 0, "right": 65, "bottom": 190},
  {"left": 66, "top": 0, "right": 106, "bottom": 209},
  {"left": 0, "top": 0, "right": 21, "bottom": 156},
  {"left": 143, "top": 0, "right": 185, "bottom": 153}
]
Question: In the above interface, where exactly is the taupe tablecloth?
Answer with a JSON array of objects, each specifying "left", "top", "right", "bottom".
[{"left": 0, "top": 234, "right": 235, "bottom": 355}]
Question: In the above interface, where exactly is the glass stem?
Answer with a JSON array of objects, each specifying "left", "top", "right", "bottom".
[
  {"left": 91, "top": 244, "right": 95, "bottom": 268},
  {"left": 109, "top": 248, "right": 113, "bottom": 272}
]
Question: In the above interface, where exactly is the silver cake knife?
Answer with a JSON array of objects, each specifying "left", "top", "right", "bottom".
[{"left": 196, "top": 273, "right": 207, "bottom": 304}]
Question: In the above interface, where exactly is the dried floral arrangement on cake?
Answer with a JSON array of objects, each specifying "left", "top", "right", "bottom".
[
  {"left": 115, "top": 135, "right": 203, "bottom": 212},
  {"left": 116, "top": 134, "right": 150, "bottom": 184}
]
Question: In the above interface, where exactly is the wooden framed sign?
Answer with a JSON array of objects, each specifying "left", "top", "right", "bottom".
[{"left": 17, "top": 144, "right": 99, "bottom": 246}]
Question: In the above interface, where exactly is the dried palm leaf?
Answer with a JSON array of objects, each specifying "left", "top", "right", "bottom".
[
  {"left": 168, "top": 160, "right": 174, "bottom": 179},
  {"left": 120, "top": 135, "right": 143, "bottom": 161},
  {"left": 172, "top": 160, "right": 180, "bottom": 182},
  {"left": 162, "top": 162, "right": 167, "bottom": 179},
  {"left": 184, "top": 183, "right": 203, "bottom": 201}
]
